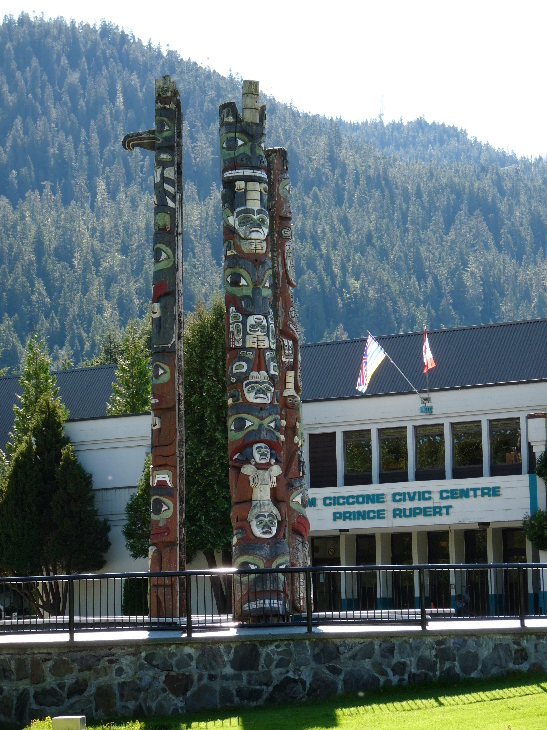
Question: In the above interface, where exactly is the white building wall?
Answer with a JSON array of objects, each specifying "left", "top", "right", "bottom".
[
  {"left": 64, "top": 414, "right": 151, "bottom": 574},
  {"left": 62, "top": 382, "right": 547, "bottom": 577},
  {"left": 303, "top": 381, "right": 547, "bottom": 437}
]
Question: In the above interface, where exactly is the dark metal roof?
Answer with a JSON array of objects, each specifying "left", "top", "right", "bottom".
[
  {"left": 301, "top": 318, "right": 547, "bottom": 402},
  {"left": 1, "top": 318, "right": 546, "bottom": 449},
  {"left": 0, "top": 365, "right": 116, "bottom": 451}
]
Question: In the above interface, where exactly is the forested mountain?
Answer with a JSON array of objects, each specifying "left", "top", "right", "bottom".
[{"left": 1, "top": 14, "right": 547, "bottom": 371}]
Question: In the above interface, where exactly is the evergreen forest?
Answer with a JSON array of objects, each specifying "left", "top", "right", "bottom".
[{"left": 2, "top": 13, "right": 547, "bottom": 371}]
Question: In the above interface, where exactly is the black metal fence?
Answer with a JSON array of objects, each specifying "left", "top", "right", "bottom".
[{"left": 0, "top": 564, "right": 546, "bottom": 639}]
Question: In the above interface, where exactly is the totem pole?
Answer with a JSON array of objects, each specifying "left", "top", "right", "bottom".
[
  {"left": 266, "top": 147, "right": 309, "bottom": 612},
  {"left": 122, "top": 76, "right": 184, "bottom": 617},
  {"left": 220, "top": 81, "right": 308, "bottom": 620}
]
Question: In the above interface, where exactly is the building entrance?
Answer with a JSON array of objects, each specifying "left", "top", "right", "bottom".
[
  {"left": 311, "top": 537, "right": 341, "bottom": 612},
  {"left": 391, "top": 533, "right": 414, "bottom": 610},
  {"left": 427, "top": 531, "right": 450, "bottom": 609},
  {"left": 503, "top": 528, "right": 527, "bottom": 616},
  {"left": 464, "top": 529, "right": 489, "bottom": 616}
]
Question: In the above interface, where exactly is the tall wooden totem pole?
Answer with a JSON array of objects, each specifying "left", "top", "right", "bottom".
[
  {"left": 122, "top": 76, "right": 184, "bottom": 617},
  {"left": 220, "top": 81, "right": 309, "bottom": 619},
  {"left": 267, "top": 146, "right": 309, "bottom": 611}
]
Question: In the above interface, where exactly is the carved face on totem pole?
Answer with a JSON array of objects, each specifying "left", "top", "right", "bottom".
[{"left": 232, "top": 540, "right": 291, "bottom": 616}]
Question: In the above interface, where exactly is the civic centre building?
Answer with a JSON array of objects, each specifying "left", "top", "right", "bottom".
[
  {"left": 0, "top": 318, "right": 546, "bottom": 611},
  {"left": 301, "top": 319, "right": 547, "bottom": 613}
]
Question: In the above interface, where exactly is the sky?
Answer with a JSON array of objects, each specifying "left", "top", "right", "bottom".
[{"left": 4, "top": 1, "right": 547, "bottom": 159}]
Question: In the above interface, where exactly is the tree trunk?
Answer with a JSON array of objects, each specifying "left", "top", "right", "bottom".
[
  {"left": 222, "top": 548, "right": 233, "bottom": 614},
  {"left": 203, "top": 549, "right": 229, "bottom": 616}
]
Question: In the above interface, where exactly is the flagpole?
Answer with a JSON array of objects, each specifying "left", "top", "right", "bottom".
[
  {"left": 368, "top": 331, "right": 421, "bottom": 397},
  {"left": 424, "top": 325, "right": 430, "bottom": 402}
]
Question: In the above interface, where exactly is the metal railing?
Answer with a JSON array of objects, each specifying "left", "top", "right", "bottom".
[{"left": 0, "top": 564, "right": 546, "bottom": 639}]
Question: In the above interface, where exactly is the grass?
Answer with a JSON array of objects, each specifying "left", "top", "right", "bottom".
[{"left": 28, "top": 672, "right": 547, "bottom": 730}]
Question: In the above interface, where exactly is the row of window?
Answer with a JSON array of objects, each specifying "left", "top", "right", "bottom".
[
  {"left": 309, "top": 418, "right": 527, "bottom": 488},
  {"left": 310, "top": 529, "right": 528, "bottom": 614},
  {"left": 311, "top": 528, "right": 527, "bottom": 567}
]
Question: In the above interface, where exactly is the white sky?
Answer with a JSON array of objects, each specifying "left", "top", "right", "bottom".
[{"left": 5, "top": 1, "right": 547, "bottom": 158}]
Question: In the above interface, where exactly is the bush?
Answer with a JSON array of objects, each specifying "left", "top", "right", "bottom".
[
  {"left": 523, "top": 509, "right": 547, "bottom": 551},
  {"left": 523, "top": 450, "right": 547, "bottom": 551},
  {"left": 536, "top": 450, "right": 547, "bottom": 483}
]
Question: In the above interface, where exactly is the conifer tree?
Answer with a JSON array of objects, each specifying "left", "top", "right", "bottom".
[
  {"left": 0, "top": 396, "right": 69, "bottom": 577},
  {"left": 121, "top": 301, "right": 232, "bottom": 611},
  {"left": 122, "top": 453, "right": 151, "bottom": 560},
  {"left": 50, "top": 444, "right": 111, "bottom": 573},
  {"left": 107, "top": 320, "right": 150, "bottom": 415},
  {"left": 7, "top": 333, "right": 66, "bottom": 457},
  {"left": 184, "top": 300, "right": 232, "bottom": 612},
  {"left": 0, "top": 350, "right": 110, "bottom": 611}
]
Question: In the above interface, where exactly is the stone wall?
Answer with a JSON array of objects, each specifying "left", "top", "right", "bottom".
[{"left": 1, "top": 630, "right": 546, "bottom": 727}]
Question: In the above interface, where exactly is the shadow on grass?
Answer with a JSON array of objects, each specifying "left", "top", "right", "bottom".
[{"left": 92, "top": 671, "right": 547, "bottom": 730}]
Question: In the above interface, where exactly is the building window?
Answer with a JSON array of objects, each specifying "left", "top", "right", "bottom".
[
  {"left": 528, "top": 444, "right": 536, "bottom": 475},
  {"left": 309, "top": 432, "right": 337, "bottom": 488},
  {"left": 490, "top": 418, "right": 521, "bottom": 476},
  {"left": 502, "top": 528, "right": 527, "bottom": 563},
  {"left": 391, "top": 533, "right": 414, "bottom": 609},
  {"left": 344, "top": 430, "right": 372, "bottom": 486},
  {"left": 311, "top": 537, "right": 341, "bottom": 613},
  {"left": 356, "top": 534, "right": 376, "bottom": 565},
  {"left": 415, "top": 424, "right": 445, "bottom": 481},
  {"left": 452, "top": 421, "right": 483, "bottom": 479},
  {"left": 379, "top": 427, "right": 408, "bottom": 483},
  {"left": 464, "top": 530, "right": 488, "bottom": 563},
  {"left": 427, "top": 531, "right": 451, "bottom": 609},
  {"left": 464, "top": 530, "right": 489, "bottom": 616},
  {"left": 356, "top": 535, "right": 377, "bottom": 610},
  {"left": 502, "top": 528, "right": 527, "bottom": 616}
]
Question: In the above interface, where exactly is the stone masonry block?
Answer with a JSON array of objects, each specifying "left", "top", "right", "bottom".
[{"left": 52, "top": 716, "right": 86, "bottom": 730}]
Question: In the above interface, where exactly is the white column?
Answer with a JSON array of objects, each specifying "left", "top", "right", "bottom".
[
  {"left": 528, "top": 415, "right": 547, "bottom": 514},
  {"left": 413, "top": 531, "right": 428, "bottom": 609},
  {"left": 376, "top": 532, "right": 391, "bottom": 608},
  {"left": 413, "top": 530, "right": 428, "bottom": 564},
  {"left": 482, "top": 418, "right": 490, "bottom": 478},
  {"left": 340, "top": 533, "right": 357, "bottom": 609},
  {"left": 528, "top": 415, "right": 547, "bottom": 458},
  {"left": 451, "top": 529, "right": 465, "bottom": 563},
  {"left": 341, "top": 532, "right": 356, "bottom": 565},
  {"left": 407, "top": 424, "right": 416, "bottom": 481},
  {"left": 444, "top": 421, "right": 453, "bottom": 480},
  {"left": 488, "top": 526, "right": 503, "bottom": 612},
  {"left": 451, "top": 529, "right": 465, "bottom": 600},
  {"left": 372, "top": 426, "right": 380, "bottom": 484},
  {"left": 487, "top": 526, "right": 503, "bottom": 563},
  {"left": 520, "top": 414, "right": 528, "bottom": 475},
  {"left": 336, "top": 429, "right": 344, "bottom": 487}
]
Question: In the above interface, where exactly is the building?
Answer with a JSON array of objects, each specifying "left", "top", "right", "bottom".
[
  {"left": 302, "top": 319, "right": 547, "bottom": 613},
  {"left": 0, "top": 319, "right": 546, "bottom": 611}
]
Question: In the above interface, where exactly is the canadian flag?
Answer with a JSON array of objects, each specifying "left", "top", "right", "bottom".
[{"left": 423, "top": 327, "right": 436, "bottom": 373}]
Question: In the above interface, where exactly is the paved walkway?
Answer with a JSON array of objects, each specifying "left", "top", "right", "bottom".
[{"left": 1, "top": 618, "right": 546, "bottom": 645}]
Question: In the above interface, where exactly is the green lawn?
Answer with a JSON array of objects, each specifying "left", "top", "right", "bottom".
[{"left": 30, "top": 673, "right": 547, "bottom": 730}]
